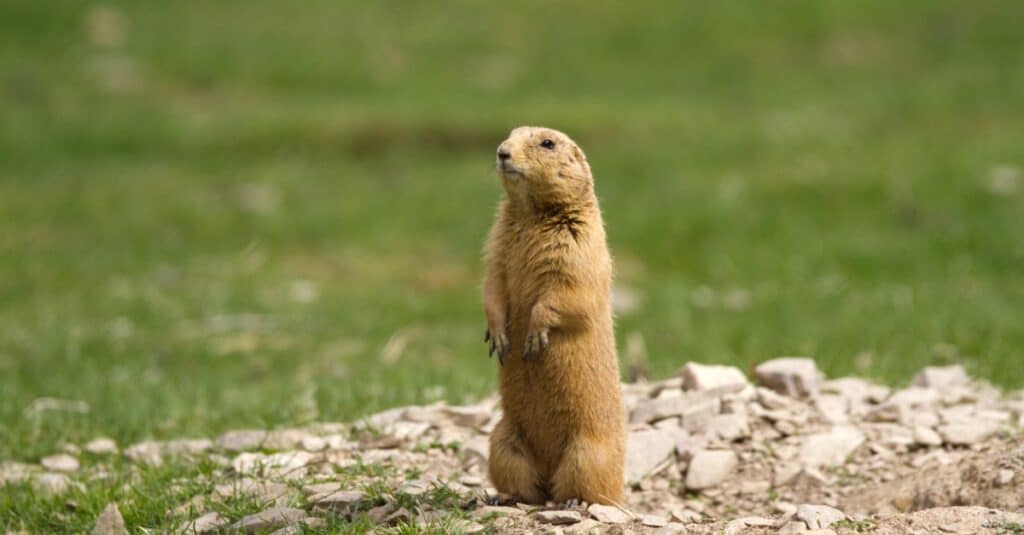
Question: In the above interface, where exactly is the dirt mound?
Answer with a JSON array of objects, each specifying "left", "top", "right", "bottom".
[{"left": 843, "top": 439, "right": 1024, "bottom": 515}]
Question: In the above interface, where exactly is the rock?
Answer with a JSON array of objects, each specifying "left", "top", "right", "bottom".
[
  {"left": 755, "top": 357, "right": 822, "bottom": 397},
  {"left": 33, "top": 472, "right": 76, "bottom": 495},
  {"left": 473, "top": 505, "right": 524, "bottom": 519},
  {"left": 84, "top": 438, "right": 118, "bottom": 455},
  {"left": 652, "top": 525, "right": 687, "bottom": 535},
  {"left": 679, "top": 362, "right": 748, "bottom": 391},
  {"left": 670, "top": 509, "right": 701, "bottom": 523},
  {"left": 705, "top": 413, "right": 750, "bottom": 441},
  {"left": 0, "top": 461, "right": 34, "bottom": 484},
  {"left": 625, "top": 429, "right": 678, "bottom": 484},
  {"left": 176, "top": 512, "right": 228, "bottom": 534},
  {"left": 442, "top": 406, "right": 492, "bottom": 428},
  {"left": 725, "top": 516, "right": 775, "bottom": 535},
  {"left": 163, "top": 438, "right": 213, "bottom": 456},
  {"left": 684, "top": 449, "right": 737, "bottom": 490},
  {"left": 92, "top": 503, "right": 127, "bottom": 535},
  {"left": 124, "top": 441, "right": 163, "bottom": 466},
  {"left": 216, "top": 429, "right": 268, "bottom": 451},
  {"left": 391, "top": 421, "right": 431, "bottom": 441},
  {"left": 795, "top": 504, "right": 845, "bottom": 529},
  {"left": 462, "top": 436, "right": 490, "bottom": 462},
  {"left": 567, "top": 518, "right": 602, "bottom": 533},
  {"left": 799, "top": 425, "right": 864, "bottom": 467},
  {"left": 995, "top": 469, "right": 1015, "bottom": 487},
  {"left": 226, "top": 507, "right": 306, "bottom": 534},
  {"left": 264, "top": 429, "right": 316, "bottom": 450},
  {"left": 587, "top": 503, "right": 631, "bottom": 524},
  {"left": 937, "top": 421, "right": 1001, "bottom": 446},
  {"left": 536, "top": 510, "right": 582, "bottom": 525},
  {"left": 679, "top": 396, "right": 723, "bottom": 432},
  {"left": 913, "top": 425, "right": 943, "bottom": 447},
  {"left": 640, "top": 514, "right": 669, "bottom": 527},
  {"left": 814, "top": 395, "right": 849, "bottom": 424},
  {"left": 232, "top": 450, "right": 315, "bottom": 475},
  {"left": 213, "top": 478, "right": 294, "bottom": 506},
  {"left": 41, "top": 454, "right": 79, "bottom": 472},
  {"left": 773, "top": 462, "right": 803, "bottom": 487},
  {"left": 399, "top": 479, "right": 431, "bottom": 495},
  {"left": 301, "top": 482, "right": 341, "bottom": 496},
  {"left": 630, "top": 391, "right": 688, "bottom": 424},
  {"left": 309, "top": 489, "right": 366, "bottom": 511},
  {"left": 912, "top": 365, "right": 970, "bottom": 389},
  {"left": 778, "top": 521, "right": 810, "bottom": 534}
]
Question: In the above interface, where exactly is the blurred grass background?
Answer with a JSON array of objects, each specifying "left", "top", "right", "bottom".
[{"left": 2, "top": 0, "right": 1024, "bottom": 463}]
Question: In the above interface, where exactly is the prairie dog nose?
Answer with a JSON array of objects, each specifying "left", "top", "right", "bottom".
[{"left": 497, "top": 149, "right": 511, "bottom": 161}]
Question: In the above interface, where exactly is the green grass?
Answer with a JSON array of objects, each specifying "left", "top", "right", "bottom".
[{"left": 2, "top": 0, "right": 1024, "bottom": 531}]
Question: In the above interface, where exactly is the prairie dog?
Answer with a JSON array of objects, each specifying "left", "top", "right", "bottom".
[{"left": 483, "top": 126, "right": 625, "bottom": 505}]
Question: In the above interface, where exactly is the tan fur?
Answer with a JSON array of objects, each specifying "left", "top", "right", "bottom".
[{"left": 483, "top": 126, "right": 625, "bottom": 505}]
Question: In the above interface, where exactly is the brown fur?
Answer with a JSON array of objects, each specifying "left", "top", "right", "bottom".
[{"left": 482, "top": 126, "right": 625, "bottom": 505}]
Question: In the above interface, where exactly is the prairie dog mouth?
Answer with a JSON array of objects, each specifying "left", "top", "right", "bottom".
[{"left": 498, "top": 162, "right": 524, "bottom": 177}]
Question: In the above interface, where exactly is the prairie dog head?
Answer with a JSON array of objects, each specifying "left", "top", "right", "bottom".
[{"left": 495, "top": 126, "right": 592, "bottom": 205}]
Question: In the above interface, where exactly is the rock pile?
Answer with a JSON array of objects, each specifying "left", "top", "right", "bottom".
[{"left": 2, "top": 359, "right": 1022, "bottom": 534}]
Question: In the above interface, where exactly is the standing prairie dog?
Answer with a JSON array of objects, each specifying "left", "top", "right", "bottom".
[{"left": 482, "top": 126, "right": 625, "bottom": 505}]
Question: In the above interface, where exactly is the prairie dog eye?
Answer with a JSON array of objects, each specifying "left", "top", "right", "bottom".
[{"left": 540, "top": 139, "right": 556, "bottom": 150}]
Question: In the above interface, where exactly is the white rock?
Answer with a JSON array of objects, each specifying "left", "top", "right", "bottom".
[
  {"left": 473, "top": 505, "right": 524, "bottom": 519},
  {"left": 308, "top": 489, "right": 366, "bottom": 510},
  {"left": 912, "top": 425, "right": 942, "bottom": 447},
  {"left": 227, "top": 507, "right": 306, "bottom": 534},
  {"left": 84, "top": 438, "right": 118, "bottom": 455},
  {"left": 462, "top": 436, "right": 490, "bottom": 462},
  {"left": 799, "top": 425, "right": 865, "bottom": 467},
  {"left": 625, "top": 429, "right": 678, "bottom": 484},
  {"left": 216, "top": 429, "right": 268, "bottom": 451},
  {"left": 213, "top": 478, "right": 294, "bottom": 505},
  {"left": 679, "top": 362, "right": 749, "bottom": 391},
  {"left": 630, "top": 391, "right": 688, "bottom": 424},
  {"left": 937, "top": 420, "right": 1001, "bottom": 445},
  {"left": 391, "top": 421, "right": 431, "bottom": 440},
  {"left": 756, "top": 387, "right": 793, "bottom": 410},
  {"left": 755, "top": 357, "right": 822, "bottom": 397},
  {"left": 124, "top": 441, "right": 163, "bottom": 466},
  {"left": 912, "top": 365, "right": 969, "bottom": 389},
  {"left": 535, "top": 510, "right": 582, "bottom": 525},
  {"left": 653, "top": 524, "right": 687, "bottom": 535},
  {"left": 33, "top": 472, "right": 76, "bottom": 495},
  {"left": 680, "top": 396, "right": 723, "bottom": 432},
  {"left": 163, "top": 438, "right": 213, "bottom": 456},
  {"left": 778, "top": 521, "right": 811, "bottom": 534},
  {"left": 177, "top": 512, "right": 228, "bottom": 534},
  {"left": 705, "top": 413, "right": 750, "bottom": 441},
  {"left": 299, "top": 435, "right": 326, "bottom": 451},
  {"left": 232, "top": 451, "right": 313, "bottom": 476},
  {"left": 93, "top": 502, "right": 127, "bottom": 535},
  {"left": 0, "top": 461, "right": 34, "bottom": 484},
  {"left": 41, "top": 453, "right": 79, "bottom": 472},
  {"left": 684, "top": 449, "right": 737, "bottom": 490},
  {"left": 587, "top": 503, "right": 631, "bottom": 524},
  {"left": 725, "top": 516, "right": 775, "bottom": 535},
  {"left": 264, "top": 429, "right": 316, "bottom": 450},
  {"left": 670, "top": 509, "right": 702, "bottom": 523},
  {"left": 996, "top": 469, "right": 1015, "bottom": 486},
  {"left": 442, "top": 405, "right": 492, "bottom": 428},
  {"left": 301, "top": 482, "right": 341, "bottom": 496},
  {"left": 641, "top": 514, "right": 669, "bottom": 527},
  {"left": 886, "top": 386, "right": 939, "bottom": 408},
  {"left": 795, "top": 504, "right": 845, "bottom": 529},
  {"left": 814, "top": 395, "right": 849, "bottom": 424}
]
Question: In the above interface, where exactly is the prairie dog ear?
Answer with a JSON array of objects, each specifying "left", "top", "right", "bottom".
[{"left": 572, "top": 143, "right": 592, "bottom": 178}]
